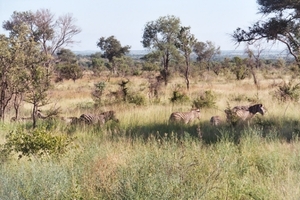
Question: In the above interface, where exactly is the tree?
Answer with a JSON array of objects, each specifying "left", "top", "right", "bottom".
[
  {"left": 90, "top": 52, "right": 106, "bottom": 76},
  {"left": 97, "top": 36, "right": 131, "bottom": 74},
  {"left": 0, "top": 25, "right": 49, "bottom": 126},
  {"left": 112, "top": 56, "right": 134, "bottom": 77},
  {"left": 0, "top": 24, "right": 44, "bottom": 122},
  {"left": 3, "top": 9, "right": 81, "bottom": 56},
  {"left": 176, "top": 26, "right": 197, "bottom": 90},
  {"left": 193, "top": 41, "right": 220, "bottom": 71},
  {"left": 3, "top": 9, "right": 81, "bottom": 84},
  {"left": 244, "top": 44, "right": 265, "bottom": 88},
  {"left": 55, "top": 48, "right": 83, "bottom": 82},
  {"left": 142, "top": 15, "right": 181, "bottom": 86},
  {"left": 232, "top": 0, "right": 300, "bottom": 67}
]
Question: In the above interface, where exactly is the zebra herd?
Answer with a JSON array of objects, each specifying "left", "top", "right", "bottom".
[
  {"left": 10, "top": 110, "right": 119, "bottom": 126},
  {"left": 10, "top": 103, "right": 266, "bottom": 127},
  {"left": 169, "top": 103, "right": 267, "bottom": 126},
  {"left": 69, "top": 111, "right": 119, "bottom": 125}
]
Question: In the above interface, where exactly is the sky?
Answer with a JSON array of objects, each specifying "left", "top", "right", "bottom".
[{"left": 0, "top": 0, "right": 286, "bottom": 52}]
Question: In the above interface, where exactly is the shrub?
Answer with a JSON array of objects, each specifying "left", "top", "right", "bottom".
[
  {"left": 0, "top": 127, "right": 74, "bottom": 161},
  {"left": 272, "top": 80, "right": 300, "bottom": 102},
  {"left": 127, "top": 93, "right": 147, "bottom": 106},
  {"left": 170, "top": 90, "right": 189, "bottom": 104},
  {"left": 192, "top": 90, "right": 216, "bottom": 109},
  {"left": 233, "top": 65, "right": 250, "bottom": 80},
  {"left": 92, "top": 81, "right": 106, "bottom": 107}
]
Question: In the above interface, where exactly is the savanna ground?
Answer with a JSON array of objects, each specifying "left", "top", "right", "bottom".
[{"left": 1, "top": 68, "right": 300, "bottom": 199}]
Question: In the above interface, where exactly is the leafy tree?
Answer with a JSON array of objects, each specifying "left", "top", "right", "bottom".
[
  {"left": 142, "top": 15, "right": 181, "bottom": 85},
  {"left": 193, "top": 41, "right": 220, "bottom": 70},
  {"left": 97, "top": 36, "right": 130, "bottom": 74},
  {"left": 244, "top": 44, "right": 265, "bottom": 88},
  {"left": 0, "top": 25, "right": 46, "bottom": 122},
  {"left": 55, "top": 48, "right": 83, "bottom": 82},
  {"left": 57, "top": 48, "right": 77, "bottom": 63},
  {"left": 176, "top": 26, "right": 197, "bottom": 90},
  {"left": 232, "top": 0, "right": 300, "bottom": 67},
  {"left": 92, "top": 82, "right": 106, "bottom": 107},
  {"left": 90, "top": 52, "right": 106, "bottom": 76},
  {"left": 112, "top": 56, "right": 134, "bottom": 77},
  {"left": 24, "top": 55, "right": 50, "bottom": 128},
  {"left": 3, "top": 9, "right": 81, "bottom": 56},
  {"left": 55, "top": 63, "right": 83, "bottom": 82},
  {"left": 0, "top": 9, "right": 81, "bottom": 125}
]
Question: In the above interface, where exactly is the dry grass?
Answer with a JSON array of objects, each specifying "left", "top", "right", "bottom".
[{"left": 1, "top": 70, "right": 300, "bottom": 199}]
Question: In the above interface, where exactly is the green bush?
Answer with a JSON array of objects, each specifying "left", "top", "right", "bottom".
[
  {"left": 127, "top": 93, "right": 147, "bottom": 106},
  {"left": 170, "top": 91, "right": 189, "bottom": 104},
  {"left": 272, "top": 80, "right": 300, "bottom": 102},
  {"left": 192, "top": 90, "right": 216, "bottom": 109},
  {"left": 1, "top": 127, "right": 74, "bottom": 160}
]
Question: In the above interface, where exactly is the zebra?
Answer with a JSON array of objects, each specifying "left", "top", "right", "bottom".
[
  {"left": 169, "top": 108, "right": 200, "bottom": 124},
  {"left": 73, "top": 110, "right": 119, "bottom": 125},
  {"left": 210, "top": 115, "right": 222, "bottom": 126},
  {"left": 225, "top": 104, "right": 266, "bottom": 124},
  {"left": 10, "top": 110, "right": 48, "bottom": 122}
]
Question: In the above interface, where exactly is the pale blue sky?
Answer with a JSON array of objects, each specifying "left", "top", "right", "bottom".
[{"left": 0, "top": 0, "right": 285, "bottom": 51}]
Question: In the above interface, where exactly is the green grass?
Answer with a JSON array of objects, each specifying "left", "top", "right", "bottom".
[
  {"left": 1, "top": 73, "right": 300, "bottom": 199},
  {"left": 1, "top": 116, "right": 300, "bottom": 199}
]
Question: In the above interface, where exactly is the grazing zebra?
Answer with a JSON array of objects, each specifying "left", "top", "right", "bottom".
[
  {"left": 10, "top": 110, "right": 48, "bottom": 122},
  {"left": 169, "top": 108, "right": 200, "bottom": 124},
  {"left": 210, "top": 115, "right": 222, "bottom": 126},
  {"left": 74, "top": 110, "right": 119, "bottom": 125},
  {"left": 225, "top": 104, "right": 266, "bottom": 123}
]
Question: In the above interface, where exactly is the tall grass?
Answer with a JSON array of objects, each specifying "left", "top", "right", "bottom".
[{"left": 1, "top": 72, "right": 300, "bottom": 199}]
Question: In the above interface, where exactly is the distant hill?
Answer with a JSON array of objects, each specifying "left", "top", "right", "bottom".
[{"left": 73, "top": 49, "right": 292, "bottom": 60}]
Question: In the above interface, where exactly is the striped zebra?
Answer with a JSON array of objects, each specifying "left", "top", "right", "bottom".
[
  {"left": 73, "top": 110, "right": 119, "bottom": 125},
  {"left": 210, "top": 115, "right": 222, "bottom": 126},
  {"left": 225, "top": 104, "right": 266, "bottom": 124},
  {"left": 169, "top": 108, "right": 200, "bottom": 124}
]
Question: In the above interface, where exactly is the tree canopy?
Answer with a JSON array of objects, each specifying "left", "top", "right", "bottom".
[
  {"left": 141, "top": 15, "right": 182, "bottom": 85},
  {"left": 232, "top": 0, "right": 300, "bottom": 66},
  {"left": 97, "top": 36, "right": 131, "bottom": 63},
  {"left": 3, "top": 9, "right": 81, "bottom": 56}
]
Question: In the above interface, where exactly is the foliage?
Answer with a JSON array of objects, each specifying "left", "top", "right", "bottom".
[
  {"left": 55, "top": 49, "right": 83, "bottom": 82},
  {"left": 1, "top": 127, "right": 74, "bottom": 161},
  {"left": 232, "top": 0, "right": 300, "bottom": 66},
  {"left": 142, "top": 15, "right": 182, "bottom": 85},
  {"left": 273, "top": 80, "right": 300, "bottom": 102},
  {"left": 112, "top": 56, "right": 134, "bottom": 76},
  {"left": 97, "top": 36, "right": 131, "bottom": 63},
  {"left": 56, "top": 48, "right": 77, "bottom": 63},
  {"left": 193, "top": 41, "right": 221, "bottom": 63},
  {"left": 127, "top": 92, "right": 147, "bottom": 106},
  {"left": 2, "top": 9, "right": 81, "bottom": 56},
  {"left": 233, "top": 65, "right": 251, "bottom": 80},
  {"left": 192, "top": 90, "right": 217, "bottom": 109},
  {"left": 170, "top": 90, "right": 189, "bottom": 104},
  {"left": 55, "top": 63, "right": 83, "bottom": 82},
  {"left": 90, "top": 52, "right": 107, "bottom": 75},
  {"left": 176, "top": 26, "right": 197, "bottom": 90},
  {"left": 141, "top": 62, "right": 160, "bottom": 71},
  {"left": 0, "top": 24, "right": 50, "bottom": 125},
  {"left": 92, "top": 81, "right": 106, "bottom": 107}
]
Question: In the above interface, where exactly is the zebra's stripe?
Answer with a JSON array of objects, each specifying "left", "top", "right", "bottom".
[{"left": 169, "top": 109, "right": 200, "bottom": 124}]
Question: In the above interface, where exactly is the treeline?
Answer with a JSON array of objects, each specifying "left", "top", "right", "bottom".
[{"left": 1, "top": 0, "right": 300, "bottom": 126}]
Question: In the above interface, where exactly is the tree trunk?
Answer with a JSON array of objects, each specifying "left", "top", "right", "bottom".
[{"left": 185, "top": 57, "right": 190, "bottom": 90}]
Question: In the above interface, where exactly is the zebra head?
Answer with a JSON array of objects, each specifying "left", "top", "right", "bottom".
[
  {"left": 248, "top": 104, "right": 266, "bottom": 116},
  {"left": 192, "top": 108, "right": 201, "bottom": 120}
]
